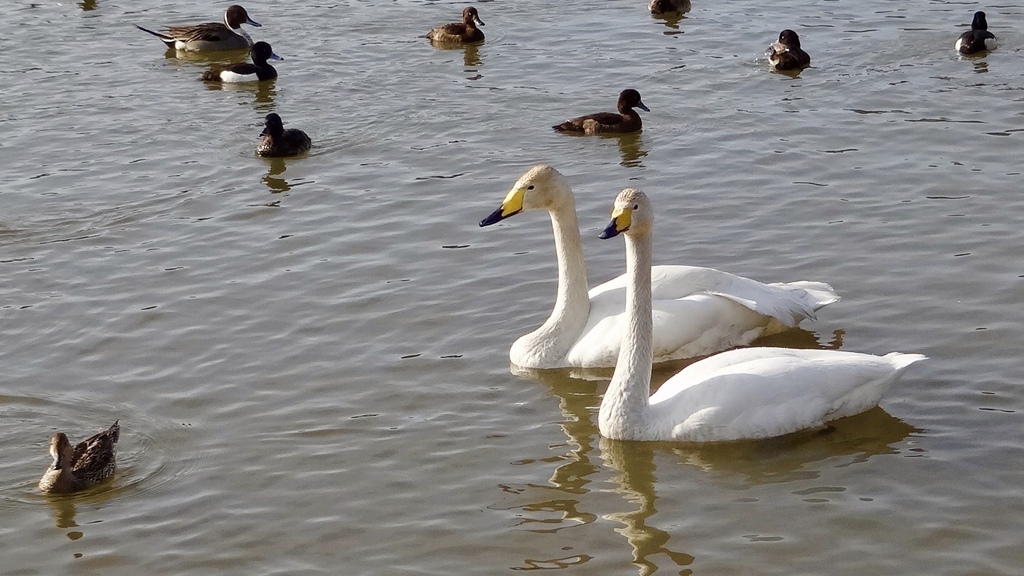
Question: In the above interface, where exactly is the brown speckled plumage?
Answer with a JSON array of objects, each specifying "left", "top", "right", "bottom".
[{"left": 38, "top": 421, "right": 119, "bottom": 494}]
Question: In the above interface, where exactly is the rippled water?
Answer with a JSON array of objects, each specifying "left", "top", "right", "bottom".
[{"left": 3, "top": 0, "right": 1024, "bottom": 573}]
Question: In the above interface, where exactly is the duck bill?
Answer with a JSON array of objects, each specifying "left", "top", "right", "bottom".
[
  {"left": 636, "top": 102, "right": 650, "bottom": 112},
  {"left": 475, "top": 17, "right": 485, "bottom": 26},
  {"left": 598, "top": 208, "right": 631, "bottom": 239},
  {"left": 270, "top": 53, "right": 283, "bottom": 61},
  {"left": 479, "top": 187, "right": 525, "bottom": 227},
  {"left": 247, "top": 17, "right": 262, "bottom": 27}
]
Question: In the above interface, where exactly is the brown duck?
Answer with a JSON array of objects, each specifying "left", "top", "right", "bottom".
[
  {"left": 553, "top": 89, "right": 649, "bottom": 135},
  {"left": 38, "top": 421, "right": 120, "bottom": 494}
]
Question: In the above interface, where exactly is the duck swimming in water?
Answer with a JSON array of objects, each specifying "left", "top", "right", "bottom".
[
  {"left": 553, "top": 89, "right": 649, "bottom": 135},
  {"left": 201, "top": 41, "right": 281, "bottom": 83},
  {"left": 257, "top": 113, "right": 312, "bottom": 157},
  {"left": 767, "top": 29, "right": 811, "bottom": 71},
  {"left": 38, "top": 421, "right": 120, "bottom": 494},
  {"left": 135, "top": 5, "right": 262, "bottom": 52},
  {"left": 955, "top": 11, "right": 996, "bottom": 54},
  {"left": 426, "top": 6, "right": 485, "bottom": 44}
]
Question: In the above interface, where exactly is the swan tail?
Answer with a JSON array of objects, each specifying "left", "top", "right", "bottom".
[
  {"left": 883, "top": 352, "right": 928, "bottom": 371},
  {"left": 781, "top": 281, "right": 840, "bottom": 310}
]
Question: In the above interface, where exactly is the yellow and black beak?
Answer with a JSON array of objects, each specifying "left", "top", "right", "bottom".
[
  {"left": 479, "top": 187, "right": 526, "bottom": 227},
  {"left": 598, "top": 205, "right": 632, "bottom": 239}
]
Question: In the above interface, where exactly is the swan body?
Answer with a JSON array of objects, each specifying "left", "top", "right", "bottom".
[
  {"left": 597, "top": 188, "right": 925, "bottom": 442},
  {"left": 39, "top": 421, "right": 120, "bottom": 493},
  {"left": 478, "top": 165, "right": 839, "bottom": 369}
]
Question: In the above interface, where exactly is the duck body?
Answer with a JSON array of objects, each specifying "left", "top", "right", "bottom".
[
  {"left": 257, "top": 113, "right": 311, "bottom": 157},
  {"left": 597, "top": 188, "right": 924, "bottom": 443},
  {"left": 649, "top": 0, "right": 691, "bottom": 15},
  {"left": 135, "top": 5, "right": 260, "bottom": 52},
  {"left": 768, "top": 29, "right": 810, "bottom": 71},
  {"left": 39, "top": 421, "right": 120, "bottom": 494},
  {"left": 478, "top": 165, "right": 839, "bottom": 370},
  {"left": 553, "top": 89, "right": 649, "bottom": 135},
  {"left": 201, "top": 41, "right": 281, "bottom": 83},
  {"left": 427, "top": 6, "right": 485, "bottom": 43},
  {"left": 955, "top": 11, "right": 996, "bottom": 54}
]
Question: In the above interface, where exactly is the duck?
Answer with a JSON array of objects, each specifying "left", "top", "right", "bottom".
[
  {"left": 955, "top": 11, "right": 996, "bottom": 54},
  {"left": 201, "top": 41, "right": 281, "bottom": 83},
  {"left": 767, "top": 29, "right": 811, "bottom": 71},
  {"left": 478, "top": 165, "right": 839, "bottom": 370},
  {"left": 553, "top": 89, "right": 650, "bottom": 135},
  {"left": 426, "top": 6, "right": 485, "bottom": 43},
  {"left": 595, "top": 188, "right": 925, "bottom": 442},
  {"left": 257, "top": 113, "right": 312, "bottom": 157},
  {"left": 649, "top": 0, "right": 691, "bottom": 15},
  {"left": 135, "top": 5, "right": 261, "bottom": 52},
  {"left": 38, "top": 421, "right": 120, "bottom": 493}
]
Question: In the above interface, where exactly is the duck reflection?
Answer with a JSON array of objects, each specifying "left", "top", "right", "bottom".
[
  {"left": 262, "top": 157, "right": 291, "bottom": 193},
  {"left": 613, "top": 132, "right": 648, "bottom": 168},
  {"left": 45, "top": 494, "right": 78, "bottom": 529}
]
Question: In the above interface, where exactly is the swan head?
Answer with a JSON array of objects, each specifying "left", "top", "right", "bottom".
[
  {"left": 479, "top": 164, "right": 574, "bottom": 227},
  {"left": 598, "top": 188, "right": 652, "bottom": 239}
]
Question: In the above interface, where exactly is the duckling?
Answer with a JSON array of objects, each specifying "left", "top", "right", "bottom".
[
  {"left": 553, "top": 89, "right": 649, "bottom": 135},
  {"left": 955, "top": 11, "right": 996, "bottom": 54},
  {"left": 767, "top": 29, "right": 811, "bottom": 71},
  {"left": 426, "top": 6, "right": 485, "bottom": 43},
  {"left": 201, "top": 41, "right": 281, "bottom": 83},
  {"left": 257, "top": 113, "right": 312, "bottom": 157},
  {"left": 39, "top": 421, "right": 120, "bottom": 494},
  {"left": 135, "top": 5, "right": 261, "bottom": 52},
  {"left": 649, "top": 0, "right": 691, "bottom": 15}
]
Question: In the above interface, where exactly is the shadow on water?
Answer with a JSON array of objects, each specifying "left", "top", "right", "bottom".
[
  {"left": 505, "top": 325, "right": 917, "bottom": 574},
  {"left": 612, "top": 132, "right": 649, "bottom": 168},
  {"left": 261, "top": 157, "right": 291, "bottom": 193}
]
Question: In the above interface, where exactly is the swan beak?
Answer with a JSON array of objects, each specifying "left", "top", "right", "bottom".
[
  {"left": 479, "top": 187, "right": 525, "bottom": 227},
  {"left": 598, "top": 206, "right": 631, "bottom": 239}
]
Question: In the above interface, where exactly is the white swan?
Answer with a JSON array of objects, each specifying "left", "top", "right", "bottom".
[
  {"left": 478, "top": 164, "right": 839, "bottom": 370},
  {"left": 596, "top": 187, "right": 925, "bottom": 442}
]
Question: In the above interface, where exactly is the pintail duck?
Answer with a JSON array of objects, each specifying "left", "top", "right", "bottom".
[
  {"left": 955, "top": 11, "right": 996, "bottom": 54},
  {"left": 767, "top": 29, "right": 811, "bottom": 71},
  {"left": 257, "top": 113, "right": 312, "bottom": 157},
  {"left": 135, "top": 5, "right": 262, "bottom": 52},
  {"left": 426, "top": 6, "right": 485, "bottom": 43},
  {"left": 649, "top": 0, "right": 691, "bottom": 15},
  {"left": 38, "top": 421, "right": 120, "bottom": 494},
  {"left": 553, "top": 89, "right": 649, "bottom": 135},
  {"left": 201, "top": 41, "right": 282, "bottom": 83}
]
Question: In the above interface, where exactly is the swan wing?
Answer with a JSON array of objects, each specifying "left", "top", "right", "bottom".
[{"left": 647, "top": 348, "right": 925, "bottom": 441}]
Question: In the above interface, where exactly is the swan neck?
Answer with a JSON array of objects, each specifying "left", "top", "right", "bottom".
[
  {"left": 600, "top": 231, "right": 654, "bottom": 438},
  {"left": 540, "top": 205, "right": 590, "bottom": 336}
]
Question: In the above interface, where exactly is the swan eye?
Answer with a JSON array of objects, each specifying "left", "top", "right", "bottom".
[
  {"left": 633, "top": 204, "right": 639, "bottom": 210},
  {"left": 527, "top": 185, "right": 535, "bottom": 190}
]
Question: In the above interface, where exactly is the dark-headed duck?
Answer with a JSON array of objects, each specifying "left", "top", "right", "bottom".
[
  {"left": 201, "top": 41, "right": 281, "bottom": 83},
  {"left": 135, "top": 5, "right": 261, "bottom": 52},
  {"left": 955, "top": 11, "right": 996, "bottom": 54},
  {"left": 649, "top": 0, "right": 691, "bottom": 16},
  {"left": 767, "top": 29, "right": 811, "bottom": 71},
  {"left": 426, "top": 6, "right": 485, "bottom": 43},
  {"left": 257, "top": 113, "right": 312, "bottom": 157},
  {"left": 553, "top": 89, "right": 650, "bottom": 135}
]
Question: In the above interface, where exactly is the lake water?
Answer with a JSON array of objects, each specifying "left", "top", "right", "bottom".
[{"left": 3, "top": 0, "right": 1023, "bottom": 573}]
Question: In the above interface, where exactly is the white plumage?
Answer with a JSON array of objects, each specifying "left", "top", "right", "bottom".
[
  {"left": 479, "top": 165, "right": 839, "bottom": 369},
  {"left": 596, "top": 187, "right": 925, "bottom": 442}
]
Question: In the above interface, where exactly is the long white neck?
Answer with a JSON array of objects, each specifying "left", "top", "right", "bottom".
[
  {"left": 599, "top": 230, "right": 653, "bottom": 439},
  {"left": 513, "top": 204, "right": 591, "bottom": 365}
]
